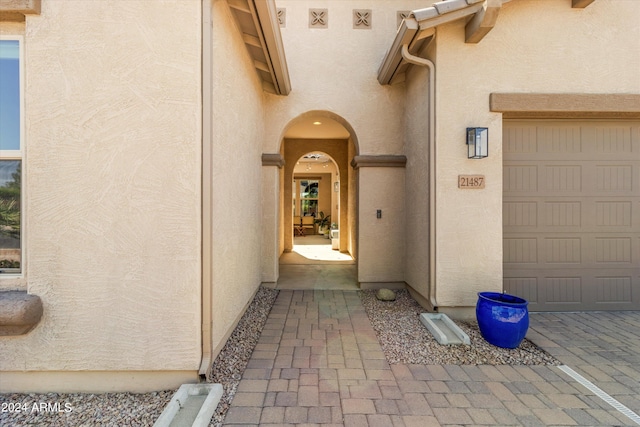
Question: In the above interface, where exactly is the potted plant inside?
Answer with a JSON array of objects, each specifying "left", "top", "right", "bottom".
[{"left": 314, "top": 211, "right": 331, "bottom": 237}]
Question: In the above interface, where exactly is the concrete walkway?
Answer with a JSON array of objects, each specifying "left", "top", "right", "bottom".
[{"left": 224, "top": 290, "right": 640, "bottom": 426}]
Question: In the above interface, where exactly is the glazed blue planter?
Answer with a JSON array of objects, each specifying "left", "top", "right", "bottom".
[{"left": 476, "top": 292, "right": 529, "bottom": 349}]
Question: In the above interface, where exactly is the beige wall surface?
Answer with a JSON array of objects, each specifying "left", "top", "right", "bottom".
[
  {"left": 403, "top": 65, "right": 431, "bottom": 298},
  {"left": 347, "top": 140, "right": 357, "bottom": 259},
  {"left": 263, "top": 1, "right": 425, "bottom": 283},
  {"left": 262, "top": 167, "right": 280, "bottom": 283},
  {"left": 357, "top": 167, "right": 405, "bottom": 284},
  {"left": 207, "top": 0, "right": 265, "bottom": 354},
  {"left": 0, "top": 0, "right": 202, "bottom": 380},
  {"left": 420, "top": 0, "right": 640, "bottom": 308},
  {"left": 263, "top": 0, "right": 425, "bottom": 153}
]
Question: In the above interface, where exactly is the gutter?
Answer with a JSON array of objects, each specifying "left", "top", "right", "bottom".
[{"left": 400, "top": 46, "right": 439, "bottom": 312}]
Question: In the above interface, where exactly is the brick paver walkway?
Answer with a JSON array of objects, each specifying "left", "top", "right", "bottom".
[
  {"left": 224, "top": 290, "right": 638, "bottom": 426},
  {"left": 529, "top": 312, "right": 640, "bottom": 419}
]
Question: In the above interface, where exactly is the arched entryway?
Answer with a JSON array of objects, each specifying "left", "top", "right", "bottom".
[{"left": 277, "top": 111, "right": 359, "bottom": 288}]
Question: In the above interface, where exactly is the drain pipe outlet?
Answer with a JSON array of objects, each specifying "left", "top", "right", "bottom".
[{"left": 401, "top": 44, "right": 439, "bottom": 311}]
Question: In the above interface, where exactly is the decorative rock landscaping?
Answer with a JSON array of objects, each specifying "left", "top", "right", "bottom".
[
  {"left": 375, "top": 288, "right": 396, "bottom": 301},
  {"left": 360, "top": 289, "right": 560, "bottom": 366}
]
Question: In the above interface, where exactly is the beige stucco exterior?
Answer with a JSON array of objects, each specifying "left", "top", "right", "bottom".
[
  {"left": 265, "top": 0, "right": 426, "bottom": 286},
  {"left": 1, "top": 0, "right": 639, "bottom": 392},
  {"left": 417, "top": 0, "right": 640, "bottom": 312},
  {"left": 205, "top": 0, "right": 266, "bottom": 361},
  {"left": 0, "top": 0, "right": 203, "bottom": 391}
]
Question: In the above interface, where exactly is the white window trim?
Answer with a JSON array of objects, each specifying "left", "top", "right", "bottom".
[{"left": 0, "top": 35, "right": 26, "bottom": 284}]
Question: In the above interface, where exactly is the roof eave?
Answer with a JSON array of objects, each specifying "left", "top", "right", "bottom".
[
  {"left": 377, "top": 0, "right": 501, "bottom": 86},
  {"left": 228, "top": 0, "right": 291, "bottom": 95},
  {"left": 253, "top": 0, "right": 291, "bottom": 95}
]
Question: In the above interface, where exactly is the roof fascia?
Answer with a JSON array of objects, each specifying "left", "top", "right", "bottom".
[
  {"left": 253, "top": 0, "right": 291, "bottom": 95},
  {"left": 377, "top": 18, "right": 419, "bottom": 85},
  {"left": 377, "top": 0, "right": 485, "bottom": 85},
  {"left": 228, "top": 0, "right": 291, "bottom": 95}
]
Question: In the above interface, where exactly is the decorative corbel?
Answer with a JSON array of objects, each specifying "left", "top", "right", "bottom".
[
  {"left": 465, "top": 0, "right": 502, "bottom": 44},
  {"left": 572, "top": 0, "right": 596, "bottom": 8}
]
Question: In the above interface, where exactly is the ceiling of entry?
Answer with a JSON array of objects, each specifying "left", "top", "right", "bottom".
[{"left": 284, "top": 116, "right": 350, "bottom": 139}]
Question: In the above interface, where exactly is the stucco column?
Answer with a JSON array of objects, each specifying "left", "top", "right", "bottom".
[
  {"left": 352, "top": 156, "right": 406, "bottom": 287},
  {"left": 261, "top": 154, "right": 283, "bottom": 283}
]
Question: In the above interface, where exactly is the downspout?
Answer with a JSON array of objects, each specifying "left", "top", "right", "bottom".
[
  {"left": 199, "top": 0, "right": 213, "bottom": 378},
  {"left": 401, "top": 45, "right": 439, "bottom": 311}
]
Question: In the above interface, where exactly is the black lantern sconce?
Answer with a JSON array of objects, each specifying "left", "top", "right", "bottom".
[{"left": 467, "top": 127, "right": 488, "bottom": 159}]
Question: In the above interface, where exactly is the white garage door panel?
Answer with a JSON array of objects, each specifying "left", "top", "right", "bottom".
[{"left": 503, "top": 120, "right": 640, "bottom": 311}]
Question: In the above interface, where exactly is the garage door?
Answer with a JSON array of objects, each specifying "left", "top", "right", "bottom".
[{"left": 503, "top": 120, "right": 640, "bottom": 311}]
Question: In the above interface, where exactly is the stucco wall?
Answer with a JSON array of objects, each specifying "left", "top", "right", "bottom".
[
  {"left": 264, "top": 1, "right": 425, "bottom": 283},
  {"left": 347, "top": 140, "right": 357, "bottom": 259},
  {"left": 357, "top": 167, "right": 405, "bottom": 284},
  {"left": 0, "top": 0, "right": 202, "bottom": 381},
  {"left": 403, "top": 64, "right": 431, "bottom": 297},
  {"left": 208, "top": 0, "right": 265, "bottom": 351},
  {"left": 263, "top": 0, "right": 426, "bottom": 153},
  {"left": 425, "top": 0, "right": 640, "bottom": 308}
]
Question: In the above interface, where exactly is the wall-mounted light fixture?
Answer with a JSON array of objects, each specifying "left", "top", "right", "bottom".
[{"left": 467, "top": 127, "right": 488, "bottom": 159}]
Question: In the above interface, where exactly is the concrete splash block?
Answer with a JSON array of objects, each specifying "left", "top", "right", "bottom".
[
  {"left": 420, "top": 313, "right": 470, "bottom": 345},
  {"left": 154, "top": 383, "right": 223, "bottom": 427}
]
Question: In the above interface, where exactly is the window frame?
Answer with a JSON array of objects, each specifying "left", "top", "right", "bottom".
[
  {"left": 298, "top": 179, "right": 319, "bottom": 217},
  {"left": 0, "top": 35, "right": 25, "bottom": 279}
]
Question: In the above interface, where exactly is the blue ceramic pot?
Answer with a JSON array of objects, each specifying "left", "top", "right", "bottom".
[{"left": 476, "top": 292, "right": 529, "bottom": 349}]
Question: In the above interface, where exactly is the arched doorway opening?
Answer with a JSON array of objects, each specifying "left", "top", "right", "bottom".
[
  {"left": 277, "top": 112, "right": 359, "bottom": 288},
  {"left": 288, "top": 152, "right": 352, "bottom": 263}
]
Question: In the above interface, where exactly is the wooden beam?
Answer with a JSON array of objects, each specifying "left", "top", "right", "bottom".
[
  {"left": 227, "top": 0, "right": 251, "bottom": 14},
  {"left": 254, "top": 59, "right": 270, "bottom": 73},
  {"left": 242, "top": 33, "right": 262, "bottom": 48},
  {"left": 465, "top": 0, "right": 501, "bottom": 44},
  {"left": 0, "top": 0, "right": 40, "bottom": 14},
  {"left": 572, "top": 0, "right": 596, "bottom": 8}
]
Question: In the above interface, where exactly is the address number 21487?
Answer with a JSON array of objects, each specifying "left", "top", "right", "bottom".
[{"left": 458, "top": 175, "right": 485, "bottom": 189}]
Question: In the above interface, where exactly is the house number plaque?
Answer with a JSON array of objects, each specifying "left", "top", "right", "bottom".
[{"left": 458, "top": 175, "right": 485, "bottom": 189}]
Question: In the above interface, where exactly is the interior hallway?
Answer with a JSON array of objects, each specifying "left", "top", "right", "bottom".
[{"left": 276, "top": 235, "right": 358, "bottom": 291}]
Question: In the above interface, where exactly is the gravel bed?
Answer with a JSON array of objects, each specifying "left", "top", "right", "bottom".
[
  {"left": 207, "top": 286, "right": 279, "bottom": 426},
  {"left": 0, "top": 390, "right": 173, "bottom": 426},
  {"left": 0, "top": 286, "right": 279, "bottom": 427},
  {"left": 360, "top": 289, "right": 560, "bottom": 366}
]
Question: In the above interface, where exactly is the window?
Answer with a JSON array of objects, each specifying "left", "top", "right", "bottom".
[
  {"left": 0, "top": 37, "right": 23, "bottom": 275},
  {"left": 298, "top": 179, "right": 318, "bottom": 217}
]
